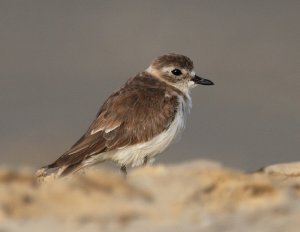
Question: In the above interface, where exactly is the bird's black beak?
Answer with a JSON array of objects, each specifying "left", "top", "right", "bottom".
[{"left": 191, "top": 75, "right": 214, "bottom": 85}]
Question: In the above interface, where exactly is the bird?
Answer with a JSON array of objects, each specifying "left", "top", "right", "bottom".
[{"left": 38, "top": 53, "right": 214, "bottom": 177}]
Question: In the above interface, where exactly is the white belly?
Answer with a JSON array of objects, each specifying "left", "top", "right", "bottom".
[{"left": 110, "top": 94, "right": 192, "bottom": 167}]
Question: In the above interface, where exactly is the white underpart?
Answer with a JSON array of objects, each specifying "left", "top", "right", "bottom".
[{"left": 83, "top": 92, "right": 192, "bottom": 168}]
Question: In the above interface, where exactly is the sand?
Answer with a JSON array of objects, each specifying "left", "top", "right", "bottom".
[{"left": 1, "top": 160, "right": 300, "bottom": 232}]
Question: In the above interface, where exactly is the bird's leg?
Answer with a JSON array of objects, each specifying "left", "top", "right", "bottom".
[
  {"left": 120, "top": 165, "right": 127, "bottom": 176},
  {"left": 143, "top": 156, "right": 148, "bottom": 166}
]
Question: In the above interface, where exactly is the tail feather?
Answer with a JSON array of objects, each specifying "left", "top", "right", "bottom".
[
  {"left": 37, "top": 138, "right": 106, "bottom": 179},
  {"left": 36, "top": 160, "right": 83, "bottom": 178},
  {"left": 60, "top": 162, "right": 85, "bottom": 176},
  {"left": 37, "top": 153, "right": 103, "bottom": 179},
  {"left": 37, "top": 148, "right": 91, "bottom": 178}
]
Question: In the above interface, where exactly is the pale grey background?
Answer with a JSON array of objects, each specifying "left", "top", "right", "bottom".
[{"left": 1, "top": 0, "right": 299, "bottom": 171}]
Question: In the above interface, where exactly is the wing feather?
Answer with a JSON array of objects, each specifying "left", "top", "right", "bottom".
[{"left": 47, "top": 73, "right": 180, "bottom": 169}]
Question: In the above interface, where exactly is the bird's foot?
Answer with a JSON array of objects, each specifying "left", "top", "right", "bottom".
[
  {"left": 143, "top": 156, "right": 148, "bottom": 166},
  {"left": 120, "top": 165, "right": 127, "bottom": 177}
]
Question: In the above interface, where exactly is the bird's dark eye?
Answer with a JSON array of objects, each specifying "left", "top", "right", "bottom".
[{"left": 171, "top": 69, "right": 182, "bottom": 76}]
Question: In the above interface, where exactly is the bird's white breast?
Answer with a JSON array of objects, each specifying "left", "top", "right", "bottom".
[{"left": 110, "top": 92, "right": 192, "bottom": 167}]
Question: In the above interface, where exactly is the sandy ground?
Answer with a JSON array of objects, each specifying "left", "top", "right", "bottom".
[{"left": 1, "top": 160, "right": 300, "bottom": 232}]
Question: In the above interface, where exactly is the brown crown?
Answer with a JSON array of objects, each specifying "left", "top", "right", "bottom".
[{"left": 151, "top": 53, "right": 194, "bottom": 70}]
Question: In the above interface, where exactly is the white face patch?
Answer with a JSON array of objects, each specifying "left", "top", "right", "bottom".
[
  {"left": 188, "top": 70, "right": 197, "bottom": 88},
  {"left": 188, "top": 80, "right": 197, "bottom": 88},
  {"left": 190, "top": 70, "right": 196, "bottom": 77}
]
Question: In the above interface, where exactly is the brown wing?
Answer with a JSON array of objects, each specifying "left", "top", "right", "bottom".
[{"left": 47, "top": 73, "right": 179, "bottom": 169}]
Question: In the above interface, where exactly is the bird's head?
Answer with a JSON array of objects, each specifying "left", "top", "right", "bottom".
[{"left": 146, "top": 53, "right": 214, "bottom": 92}]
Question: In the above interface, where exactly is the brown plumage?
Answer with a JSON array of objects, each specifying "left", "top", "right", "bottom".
[{"left": 39, "top": 53, "right": 214, "bottom": 177}]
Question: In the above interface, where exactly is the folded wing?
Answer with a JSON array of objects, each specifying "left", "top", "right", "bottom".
[{"left": 44, "top": 74, "right": 179, "bottom": 174}]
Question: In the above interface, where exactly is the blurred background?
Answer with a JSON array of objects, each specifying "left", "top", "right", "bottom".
[{"left": 1, "top": 0, "right": 299, "bottom": 171}]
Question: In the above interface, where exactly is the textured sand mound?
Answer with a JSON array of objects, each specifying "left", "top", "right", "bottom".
[{"left": 1, "top": 160, "right": 300, "bottom": 232}]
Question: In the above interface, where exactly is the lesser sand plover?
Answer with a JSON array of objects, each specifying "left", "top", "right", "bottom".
[{"left": 39, "top": 54, "right": 214, "bottom": 177}]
